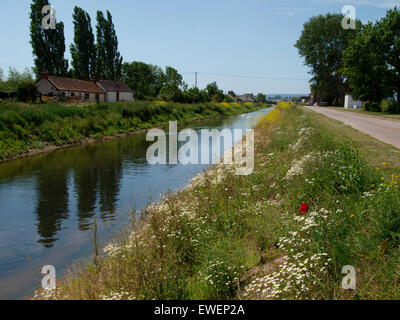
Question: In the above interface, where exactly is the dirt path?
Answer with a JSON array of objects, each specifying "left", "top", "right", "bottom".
[{"left": 305, "top": 106, "right": 400, "bottom": 149}]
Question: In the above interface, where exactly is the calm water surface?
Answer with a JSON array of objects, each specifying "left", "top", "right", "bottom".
[{"left": 0, "top": 107, "right": 272, "bottom": 299}]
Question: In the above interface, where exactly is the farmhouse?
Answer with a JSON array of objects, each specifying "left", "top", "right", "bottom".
[
  {"left": 36, "top": 72, "right": 105, "bottom": 103},
  {"left": 236, "top": 94, "right": 256, "bottom": 103},
  {"left": 227, "top": 91, "right": 256, "bottom": 103},
  {"left": 95, "top": 79, "right": 134, "bottom": 103}
]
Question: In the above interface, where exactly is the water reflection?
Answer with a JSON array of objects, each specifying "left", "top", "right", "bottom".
[
  {"left": 74, "top": 158, "right": 99, "bottom": 231},
  {"left": 31, "top": 132, "right": 152, "bottom": 246},
  {"left": 0, "top": 107, "right": 272, "bottom": 299},
  {"left": 35, "top": 165, "right": 70, "bottom": 248}
]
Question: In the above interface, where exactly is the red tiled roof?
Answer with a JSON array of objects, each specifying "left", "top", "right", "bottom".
[
  {"left": 97, "top": 80, "right": 133, "bottom": 93},
  {"left": 47, "top": 76, "right": 104, "bottom": 94}
]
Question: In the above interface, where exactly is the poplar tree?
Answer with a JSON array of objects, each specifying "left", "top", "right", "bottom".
[
  {"left": 30, "top": 0, "right": 68, "bottom": 77},
  {"left": 70, "top": 6, "right": 96, "bottom": 80},
  {"left": 96, "top": 11, "right": 123, "bottom": 80}
]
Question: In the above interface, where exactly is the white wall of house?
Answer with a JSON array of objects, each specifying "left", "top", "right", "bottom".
[
  {"left": 120, "top": 92, "right": 134, "bottom": 102},
  {"left": 107, "top": 91, "right": 117, "bottom": 103},
  {"left": 344, "top": 94, "right": 363, "bottom": 109},
  {"left": 104, "top": 91, "right": 133, "bottom": 103},
  {"left": 36, "top": 79, "right": 57, "bottom": 95}
]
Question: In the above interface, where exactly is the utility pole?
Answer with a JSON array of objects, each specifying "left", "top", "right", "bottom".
[{"left": 194, "top": 72, "right": 198, "bottom": 88}]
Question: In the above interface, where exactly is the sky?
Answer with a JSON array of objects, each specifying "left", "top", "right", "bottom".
[{"left": 0, "top": 0, "right": 396, "bottom": 94}]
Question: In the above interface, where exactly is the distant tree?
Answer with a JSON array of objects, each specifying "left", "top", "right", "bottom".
[
  {"left": 70, "top": 6, "right": 96, "bottom": 80},
  {"left": 182, "top": 87, "right": 208, "bottom": 103},
  {"left": 158, "top": 84, "right": 182, "bottom": 102},
  {"left": 96, "top": 11, "right": 123, "bottom": 80},
  {"left": 30, "top": 0, "right": 69, "bottom": 77},
  {"left": 205, "top": 82, "right": 224, "bottom": 102},
  {"left": 295, "top": 13, "right": 362, "bottom": 105},
  {"left": 151, "top": 65, "right": 166, "bottom": 95},
  {"left": 164, "top": 66, "right": 183, "bottom": 88},
  {"left": 256, "top": 93, "right": 266, "bottom": 103},
  {"left": 2, "top": 68, "right": 34, "bottom": 92},
  {"left": 122, "top": 62, "right": 165, "bottom": 99}
]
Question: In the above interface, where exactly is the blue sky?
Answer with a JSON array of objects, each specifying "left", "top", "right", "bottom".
[{"left": 0, "top": 0, "right": 396, "bottom": 94}]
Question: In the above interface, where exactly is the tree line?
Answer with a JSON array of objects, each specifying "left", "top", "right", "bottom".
[
  {"left": 295, "top": 8, "right": 400, "bottom": 113},
  {"left": 30, "top": 0, "right": 122, "bottom": 81},
  {"left": 1, "top": 1, "right": 268, "bottom": 104}
]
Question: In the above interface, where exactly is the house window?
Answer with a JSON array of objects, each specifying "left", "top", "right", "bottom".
[
  {"left": 71, "top": 92, "right": 75, "bottom": 97},
  {"left": 85, "top": 93, "right": 90, "bottom": 100},
  {"left": 117, "top": 91, "right": 120, "bottom": 102},
  {"left": 96, "top": 94, "right": 99, "bottom": 102}
]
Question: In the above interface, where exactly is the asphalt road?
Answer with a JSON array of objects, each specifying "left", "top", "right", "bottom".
[{"left": 305, "top": 106, "right": 400, "bottom": 149}]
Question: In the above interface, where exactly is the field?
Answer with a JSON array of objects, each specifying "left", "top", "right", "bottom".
[
  {"left": 0, "top": 100, "right": 265, "bottom": 161},
  {"left": 34, "top": 102, "right": 400, "bottom": 300}
]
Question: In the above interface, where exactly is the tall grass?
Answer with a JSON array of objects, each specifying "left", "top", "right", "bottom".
[
  {"left": 0, "top": 100, "right": 264, "bottom": 160},
  {"left": 34, "top": 103, "right": 400, "bottom": 300}
]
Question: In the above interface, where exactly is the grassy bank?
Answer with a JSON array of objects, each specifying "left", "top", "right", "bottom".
[
  {"left": 35, "top": 102, "right": 400, "bottom": 300},
  {"left": 0, "top": 100, "right": 265, "bottom": 161}
]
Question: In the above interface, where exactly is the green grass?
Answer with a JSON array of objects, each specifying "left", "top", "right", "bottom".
[
  {"left": 34, "top": 103, "right": 400, "bottom": 300},
  {"left": 0, "top": 100, "right": 265, "bottom": 161},
  {"left": 302, "top": 106, "right": 400, "bottom": 170}
]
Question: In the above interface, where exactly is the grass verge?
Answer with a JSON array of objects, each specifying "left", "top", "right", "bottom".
[
  {"left": 0, "top": 100, "right": 265, "bottom": 161},
  {"left": 34, "top": 102, "right": 400, "bottom": 300}
]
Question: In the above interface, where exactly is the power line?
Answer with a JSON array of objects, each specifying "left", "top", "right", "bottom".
[{"left": 183, "top": 71, "right": 308, "bottom": 81}]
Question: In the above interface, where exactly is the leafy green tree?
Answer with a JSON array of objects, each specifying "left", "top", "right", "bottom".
[
  {"left": 122, "top": 62, "right": 165, "bottom": 99},
  {"left": 376, "top": 8, "right": 400, "bottom": 103},
  {"left": 96, "top": 11, "right": 123, "bottom": 80},
  {"left": 158, "top": 84, "right": 182, "bottom": 102},
  {"left": 343, "top": 8, "right": 400, "bottom": 105},
  {"left": 164, "top": 66, "right": 183, "bottom": 88},
  {"left": 154, "top": 66, "right": 183, "bottom": 102},
  {"left": 70, "top": 6, "right": 96, "bottom": 80},
  {"left": 206, "top": 82, "right": 224, "bottom": 102},
  {"left": 295, "top": 13, "right": 361, "bottom": 105},
  {"left": 30, "top": 0, "right": 68, "bottom": 77},
  {"left": 2, "top": 68, "right": 34, "bottom": 92},
  {"left": 182, "top": 87, "right": 208, "bottom": 103},
  {"left": 342, "top": 23, "right": 388, "bottom": 103},
  {"left": 256, "top": 93, "right": 266, "bottom": 103}
]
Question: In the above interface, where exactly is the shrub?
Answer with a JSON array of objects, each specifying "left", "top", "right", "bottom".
[
  {"left": 386, "top": 101, "right": 400, "bottom": 114},
  {"left": 158, "top": 85, "right": 182, "bottom": 102},
  {"left": 364, "top": 101, "right": 382, "bottom": 112},
  {"left": 17, "top": 81, "right": 37, "bottom": 102},
  {"left": 224, "top": 95, "right": 234, "bottom": 103}
]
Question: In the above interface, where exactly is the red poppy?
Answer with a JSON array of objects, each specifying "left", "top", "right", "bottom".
[{"left": 300, "top": 203, "right": 309, "bottom": 214}]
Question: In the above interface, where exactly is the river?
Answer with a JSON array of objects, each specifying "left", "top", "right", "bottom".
[{"left": 0, "top": 107, "right": 272, "bottom": 299}]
